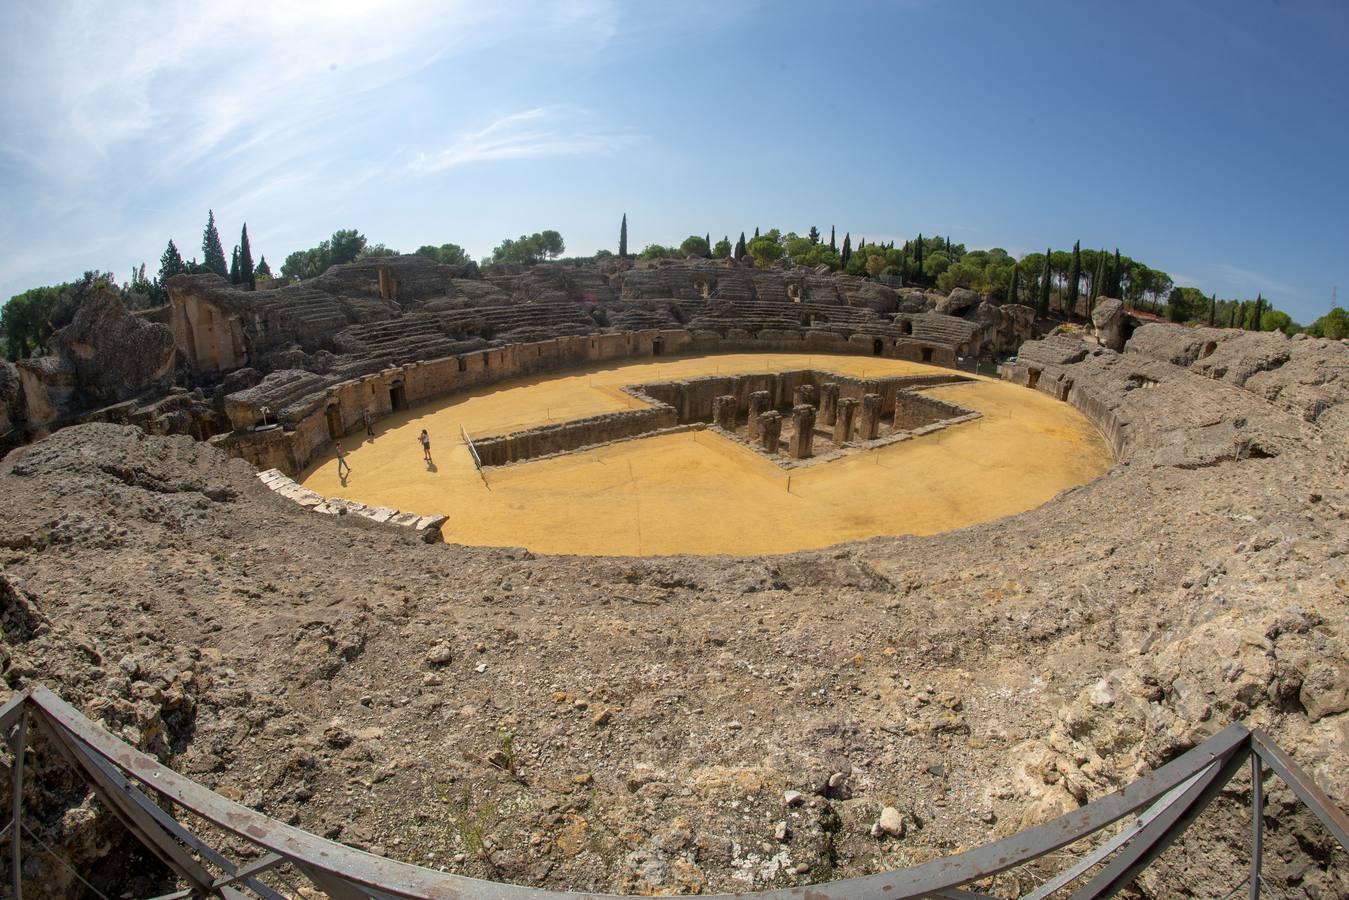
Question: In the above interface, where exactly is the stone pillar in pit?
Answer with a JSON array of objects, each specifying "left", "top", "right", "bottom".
[
  {"left": 792, "top": 384, "right": 817, "bottom": 408},
  {"left": 759, "top": 411, "right": 782, "bottom": 453},
  {"left": 819, "top": 382, "right": 839, "bottom": 426},
  {"left": 834, "top": 397, "right": 858, "bottom": 444},
  {"left": 789, "top": 404, "right": 816, "bottom": 459},
  {"left": 712, "top": 395, "right": 738, "bottom": 431},
  {"left": 746, "top": 391, "right": 771, "bottom": 440},
  {"left": 858, "top": 393, "right": 883, "bottom": 441}
]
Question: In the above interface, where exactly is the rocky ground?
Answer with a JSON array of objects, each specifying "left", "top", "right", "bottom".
[{"left": 1, "top": 325, "right": 1346, "bottom": 897}]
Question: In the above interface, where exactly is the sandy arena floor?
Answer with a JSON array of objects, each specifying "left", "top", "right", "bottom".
[{"left": 299, "top": 353, "right": 1112, "bottom": 554}]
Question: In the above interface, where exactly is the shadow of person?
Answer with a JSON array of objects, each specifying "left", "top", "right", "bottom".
[
  {"left": 340, "top": 472, "right": 350, "bottom": 486},
  {"left": 425, "top": 459, "right": 438, "bottom": 473}
]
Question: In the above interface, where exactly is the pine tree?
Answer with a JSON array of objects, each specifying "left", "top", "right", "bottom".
[
  {"left": 1037, "top": 247, "right": 1052, "bottom": 316},
  {"left": 256, "top": 256, "right": 272, "bottom": 278},
  {"left": 829, "top": 226, "right": 836, "bottom": 252},
  {"left": 808, "top": 226, "right": 820, "bottom": 245},
  {"left": 1007, "top": 264, "right": 1020, "bottom": 306},
  {"left": 1208, "top": 293, "right": 1216, "bottom": 327},
  {"left": 841, "top": 233, "right": 852, "bottom": 266},
  {"left": 202, "top": 210, "right": 228, "bottom": 277},
  {"left": 239, "top": 224, "right": 255, "bottom": 289},
  {"left": 1066, "top": 240, "right": 1081, "bottom": 316},
  {"left": 158, "top": 239, "right": 185, "bottom": 285},
  {"left": 619, "top": 214, "right": 628, "bottom": 258},
  {"left": 229, "top": 246, "right": 240, "bottom": 285}
]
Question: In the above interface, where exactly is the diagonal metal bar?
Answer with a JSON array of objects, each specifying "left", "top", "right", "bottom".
[
  {"left": 1023, "top": 762, "right": 1217, "bottom": 900},
  {"left": 294, "top": 861, "right": 378, "bottom": 900},
  {"left": 212, "top": 851, "right": 283, "bottom": 888},
  {"left": 7, "top": 700, "right": 26, "bottom": 900},
  {"left": 31, "top": 709, "right": 218, "bottom": 893},
  {"left": 53, "top": 722, "right": 287, "bottom": 900},
  {"left": 1250, "top": 728, "right": 1349, "bottom": 850},
  {"left": 1067, "top": 741, "right": 1250, "bottom": 899}
]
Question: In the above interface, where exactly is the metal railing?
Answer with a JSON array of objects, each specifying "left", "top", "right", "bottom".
[{"left": 1, "top": 685, "right": 1346, "bottom": 899}]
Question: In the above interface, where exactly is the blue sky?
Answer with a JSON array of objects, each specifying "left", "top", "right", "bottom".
[{"left": 1, "top": 0, "right": 1345, "bottom": 324}]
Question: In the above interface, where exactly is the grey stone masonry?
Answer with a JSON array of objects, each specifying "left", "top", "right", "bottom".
[
  {"left": 819, "top": 382, "right": 839, "bottom": 426},
  {"left": 758, "top": 411, "right": 782, "bottom": 453},
  {"left": 792, "top": 384, "right": 817, "bottom": 408},
  {"left": 712, "top": 394, "right": 738, "bottom": 431},
  {"left": 789, "top": 404, "right": 816, "bottom": 459},
  {"left": 858, "top": 393, "right": 883, "bottom": 440},
  {"left": 834, "top": 397, "right": 858, "bottom": 444},
  {"left": 746, "top": 391, "right": 772, "bottom": 440}
]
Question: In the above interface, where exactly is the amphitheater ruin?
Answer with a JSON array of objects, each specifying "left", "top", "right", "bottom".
[{"left": 0, "top": 253, "right": 1346, "bottom": 897}]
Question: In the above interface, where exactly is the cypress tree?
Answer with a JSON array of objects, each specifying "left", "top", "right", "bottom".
[
  {"left": 914, "top": 233, "right": 924, "bottom": 282},
  {"left": 1208, "top": 293, "right": 1216, "bottom": 327},
  {"left": 705, "top": 233, "right": 711, "bottom": 258},
  {"left": 841, "top": 233, "right": 852, "bottom": 266},
  {"left": 239, "top": 224, "right": 255, "bottom": 289},
  {"left": 1037, "top": 247, "right": 1052, "bottom": 316},
  {"left": 1066, "top": 240, "right": 1081, "bottom": 316},
  {"left": 1007, "top": 264, "right": 1020, "bottom": 306},
  {"left": 1111, "top": 248, "right": 1122, "bottom": 298},
  {"left": 256, "top": 255, "right": 272, "bottom": 278},
  {"left": 754, "top": 227, "right": 760, "bottom": 239},
  {"left": 158, "top": 239, "right": 185, "bottom": 285},
  {"left": 1250, "top": 294, "right": 1263, "bottom": 331},
  {"left": 202, "top": 210, "right": 228, "bottom": 278},
  {"left": 619, "top": 214, "right": 628, "bottom": 258},
  {"left": 829, "top": 226, "right": 836, "bottom": 253},
  {"left": 735, "top": 232, "right": 747, "bottom": 260},
  {"left": 229, "top": 246, "right": 240, "bottom": 285}
]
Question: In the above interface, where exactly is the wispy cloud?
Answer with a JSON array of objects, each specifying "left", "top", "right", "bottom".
[
  {"left": 1210, "top": 264, "right": 1299, "bottom": 300},
  {"left": 408, "top": 107, "right": 641, "bottom": 175},
  {"left": 0, "top": 0, "right": 624, "bottom": 296}
]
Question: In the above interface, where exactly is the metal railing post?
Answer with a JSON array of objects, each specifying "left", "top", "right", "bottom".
[
  {"left": 1250, "top": 752, "right": 1264, "bottom": 899},
  {"left": 7, "top": 707, "right": 25, "bottom": 900}
]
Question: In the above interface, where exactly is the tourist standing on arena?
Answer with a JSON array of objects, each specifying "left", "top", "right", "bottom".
[
  {"left": 336, "top": 441, "right": 351, "bottom": 477},
  {"left": 419, "top": 429, "right": 432, "bottom": 462},
  {"left": 363, "top": 408, "right": 374, "bottom": 437}
]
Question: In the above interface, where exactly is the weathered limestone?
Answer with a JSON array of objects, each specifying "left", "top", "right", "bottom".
[
  {"left": 1092, "top": 297, "right": 1127, "bottom": 352},
  {"left": 712, "top": 395, "right": 738, "bottom": 431},
  {"left": 858, "top": 393, "right": 883, "bottom": 440},
  {"left": 746, "top": 391, "right": 771, "bottom": 440},
  {"left": 819, "top": 382, "right": 839, "bottom": 426},
  {"left": 834, "top": 398, "right": 858, "bottom": 444},
  {"left": 792, "top": 384, "right": 817, "bottom": 408},
  {"left": 758, "top": 411, "right": 782, "bottom": 453},
  {"left": 789, "top": 404, "right": 816, "bottom": 459}
]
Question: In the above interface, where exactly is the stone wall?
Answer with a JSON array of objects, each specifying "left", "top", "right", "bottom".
[{"left": 473, "top": 406, "right": 679, "bottom": 466}]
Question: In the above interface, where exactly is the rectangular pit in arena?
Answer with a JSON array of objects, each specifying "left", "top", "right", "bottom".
[{"left": 471, "top": 370, "right": 982, "bottom": 469}]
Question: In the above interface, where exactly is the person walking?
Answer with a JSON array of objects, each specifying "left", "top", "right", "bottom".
[
  {"left": 363, "top": 408, "right": 374, "bottom": 437},
  {"left": 335, "top": 441, "right": 351, "bottom": 477},
  {"left": 418, "top": 429, "right": 432, "bottom": 462}
]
